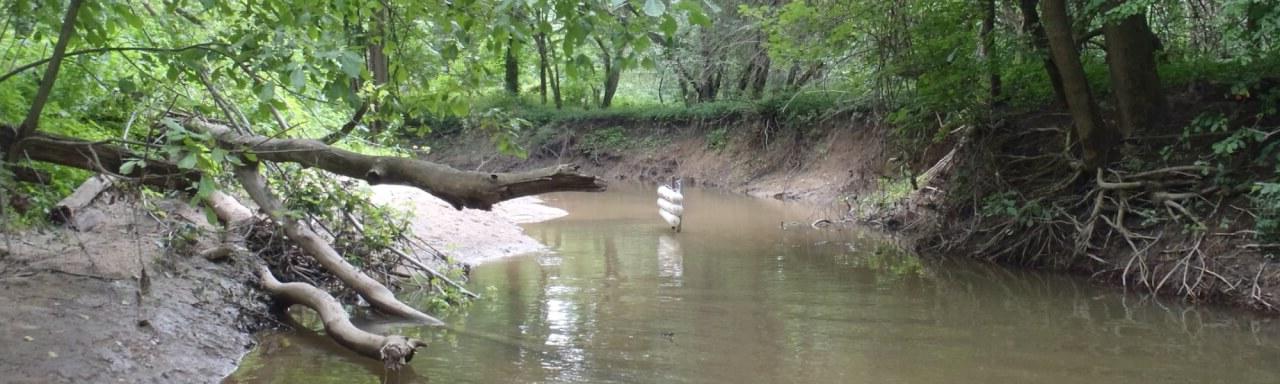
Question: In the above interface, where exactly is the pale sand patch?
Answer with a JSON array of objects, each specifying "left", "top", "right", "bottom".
[{"left": 368, "top": 185, "right": 567, "bottom": 265}]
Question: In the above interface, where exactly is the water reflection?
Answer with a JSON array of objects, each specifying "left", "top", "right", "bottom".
[
  {"left": 228, "top": 184, "right": 1280, "bottom": 384},
  {"left": 658, "top": 235, "right": 683, "bottom": 285}
]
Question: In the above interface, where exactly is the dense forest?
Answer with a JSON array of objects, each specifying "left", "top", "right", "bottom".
[{"left": 2, "top": 0, "right": 1279, "bottom": 378}]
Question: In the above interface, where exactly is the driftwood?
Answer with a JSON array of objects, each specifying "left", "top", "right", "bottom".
[
  {"left": 50, "top": 174, "right": 114, "bottom": 225},
  {"left": 186, "top": 118, "right": 606, "bottom": 210},
  {"left": 258, "top": 265, "right": 426, "bottom": 369},
  {"left": 235, "top": 165, "right": 445, "bottom": 325}
]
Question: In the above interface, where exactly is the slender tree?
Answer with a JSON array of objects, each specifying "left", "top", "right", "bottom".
[
  {"left": 505, "top": 37, "right": 521, "bottom": 95},
  {"left": 1042, "top": 0, "right": 1117, "bottom": 169},
  {"left": 1018, "top": 0, "right": 1067, "bottom": 106}
]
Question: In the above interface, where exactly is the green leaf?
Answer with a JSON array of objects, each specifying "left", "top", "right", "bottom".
[
  {"left": 197, "top": 175, "right": 215, "bottom": 199},
  {"left": 338, "top": 51, "right": 363, "bottom": 79},
  {"left": 290, "top": 68, "right": 306, "bottom": 91},
  {"left": 688, "top": 8, "right": 711, "bottom": 26},
  {"left": 111, "top": 4, "right": 145, "bottom": 29},
  {"left": 660, "top": 15, "right": 678, "bottom": 36},
  {"left": 257, "top": 83, "right": 275, "bottom": 104},
  {"left": 119, "top": 160, "right": 138, "bottom": 175},
  {"left": 450, "top": 101, "right": 469, "bottom": 116},
  {"left": 211, "top": 148, "right": 228, "bottom": 163},
  {"left": 202, "top": 203, "right": 219, "bottom": 226},
  {"left": 178, "top": 153, "right": 198, "bottom": 169},
  {"left": 643, "top": 0, "right": 666, "bottom": 16}
]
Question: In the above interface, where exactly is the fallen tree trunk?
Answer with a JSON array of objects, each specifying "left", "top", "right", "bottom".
[
  {"left": 258, "top": 265, "right": 426, "bottom": 369},
  {"left": 185, "top": 118, "right": 606, "bottom": 210},
  {"left": 2, "top": 126, "right": 200, "bottom": 190},
  {"left": 50, "top": 174, "right": 114, "bottom": 224},
  {"left": 8, "top": 165, "right": 50, "bottom": 184},
  {"left": 234, "top": 164, "right": 445, "bottom": 325}
]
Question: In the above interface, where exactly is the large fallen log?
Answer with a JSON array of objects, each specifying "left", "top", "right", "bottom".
[
  {"left": 235, "top": 164, "right": 445, "bottom": 325},
  {"left": 258, "top": 265, "right": 426, "bottom": 369},
  {"left": 185, "top": 118, "right": 606, "bottom": 210},
  {"left": 2, "top": 126, "right": 201, "bottom": 190}
]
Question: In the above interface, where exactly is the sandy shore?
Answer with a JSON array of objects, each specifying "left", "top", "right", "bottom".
[{"left": 368, "top": 185, "right": 567, "bottom": 265}]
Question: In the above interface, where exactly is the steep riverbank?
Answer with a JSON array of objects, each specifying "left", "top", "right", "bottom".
[{"left": 423, "top": 113, "right": 888, "bottom": 213}]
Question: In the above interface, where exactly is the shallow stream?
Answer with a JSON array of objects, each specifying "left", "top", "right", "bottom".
[{"left": 228, "top": 185, "right": 1280, "bottom": 383}]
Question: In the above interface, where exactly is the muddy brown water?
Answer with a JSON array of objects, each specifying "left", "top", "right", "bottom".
[{"left": 227, "top": 184, "right": 1280, "bottom": 383}]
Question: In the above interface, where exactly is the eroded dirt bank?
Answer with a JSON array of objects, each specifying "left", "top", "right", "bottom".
[
  {"left": 424, "top": 116, "right": 888, "bottom": 210},
  {"left": 0, "top": 183, "right": 572, "bottom": 383}
]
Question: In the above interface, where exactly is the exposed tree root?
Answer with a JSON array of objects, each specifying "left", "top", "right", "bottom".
[
  {"left": 907, "top": 112, "right": 1277, "bottom": 311},
  {"left": 257, "top": 265, "right": 426, "bottom": 369}
]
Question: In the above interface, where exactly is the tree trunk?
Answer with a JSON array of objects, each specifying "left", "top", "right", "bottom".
[
  {"left": 1103, "top": 7, "right": 1166, "bottom": 138},
  {"left": 594, "top": 38, "right": 621, "bottom": 108},
  {"left": 1019, "top": 0, "right": 1067, "bottom": 106},
  {"left": 750, "top": 56, "right": 770, "bottom": 99},
  {"left": 1042, "top": 0, "right": 1117, "bottom": 169},
  {"left": 504, "top": 37, "right": 520, "bottom": 95},
  {"left": 1, "top": 127, "right": 201, "bottom": 190},
  {"left": 10, "top": 0, "right": 82, "bottom": 161},
  {"left": 366, "top": 5, "right": 390, "bottom": 135},
  {"left": 601, "top": 64, "right": 621, "bottom": 108},
  {"left": 535, "top": 33, "right": 549, "bottom": 104},
  {"left": 979, "top": 0, "right": 1002, "bottom": 104},
  {"left": 548, "top": 42, "right": 563, "bottom": 109}
]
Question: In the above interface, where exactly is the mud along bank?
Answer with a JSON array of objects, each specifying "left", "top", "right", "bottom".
[{"left": 0, "top": 182, "right": 570, "bottom": 383}]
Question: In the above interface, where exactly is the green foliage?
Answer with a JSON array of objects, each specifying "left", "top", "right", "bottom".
[
  {"left": 705, "top": 127, "right": 728, "bottom": 150},
  {"left": 979, "top": 191, "right": 1050, "bottom": 227},
  {"left": 276, "top": 169, "right": 411, "bottom": 267},
  {"left": 577, "top": 126, "right": 629, "bottom": 157},
  {"left": 845, "top": 176, "right": 914, "bottom": 219},
  {"left": 1254, "top": 182, "right": 1280, "bottom": 244}
]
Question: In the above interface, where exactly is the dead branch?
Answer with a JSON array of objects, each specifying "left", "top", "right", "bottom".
[
  {"left": 10, "top": 0, "right": 83, "bottom": 158},
  {"left": 235, "top": 164, "right": 444, "bottom": 325},
  {"left": 258, "top": 266, "right": 426, "bottom": 369},
  {"left": 1124, "top": 165, "right": 1212, "bottom": 179},
  {"left": 341, "top": 210, "right": 479, "bottom": 299},
  {"left": 185, "top": 118, "right": 606, "bottom": 210}
]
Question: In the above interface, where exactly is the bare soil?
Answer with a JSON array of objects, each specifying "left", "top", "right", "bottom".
[
  {"left": 0, "top": 197, "right": 266, "bottom": 384},
  {"left": 425, "top": 117, "right": 887, "bottom": 211},
  {"left": 0, "top": 182, "right": 570, "bottom": 383},
  {"left": 368, "top": 185, "right": 567, "bottom": 265}
]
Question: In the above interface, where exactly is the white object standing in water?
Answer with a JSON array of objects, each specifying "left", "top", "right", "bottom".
[{"left": 658, "top": 179, "right": 684, "bottom": 232}]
